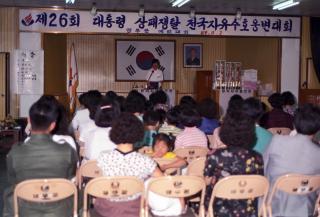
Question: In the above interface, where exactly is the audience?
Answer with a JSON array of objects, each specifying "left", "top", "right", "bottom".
[
  {"left": 95, "top": 113, "right": 183, "bottom": 217},
  {"left": 139, "top": 110, "right": 161, "bottom": 147},
  {"left": 3, "top": 99, "right": 78, "bottom": 217},
  {"left": 71, "top": 91, "right": 91, "bottom": 132},
  {"left": 197, "top": 98, "right": 219, "bottom": 135},
  {"left": 264, "top": 104, "right": 320, "bottom": 217},
  {"left": 82, "top": 96, "right": 120, "bottom": 160},
  {"left": 260, "top": 93, "right": 294, "bottom": 130},
  {"left": 175, "top": 108, "right": 208, "bottom": 149},
  {"left": 124, "top": 90, "right": 146, "bottom": 121},
  {"left": 204, "top": 107, "right": 263, "bottom": 217},
  {"left": 158, "top": 106, "right": 182, "bottom": 137},
  {"left": 281, "top": 91, "right": 296, "bottom": 116},
  {"left": 243, "top": 97, "right": 273, "bottom": 154}
]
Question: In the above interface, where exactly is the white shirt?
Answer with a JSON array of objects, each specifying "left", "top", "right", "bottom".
[
  {"left": 71, "top": 108, "right": 90, "bottom": 131},
  {"left": 83, "top": 127, "right": 116, "bottom": 160},
  {"left": 79, "top": 120, "right": 98, "bottom": 143},
  {"left": 145, "top": 69, "right": 164, "bottom": 82}
]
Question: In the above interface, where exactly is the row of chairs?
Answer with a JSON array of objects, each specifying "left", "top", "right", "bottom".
[{"left": 14, "top": 172, "right": 320, "bottom": 217}]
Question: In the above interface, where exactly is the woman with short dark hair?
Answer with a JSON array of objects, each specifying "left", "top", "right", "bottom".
[
  {"left": 94, "top": 113, "right": 183, "bottom": 217},
  {"left": 204, "top": 109, "right": 263, "bottom": 217}
]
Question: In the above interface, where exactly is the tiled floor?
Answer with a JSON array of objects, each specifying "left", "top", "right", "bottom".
[{"left": 0, "top": 152, "right": 9, "bottom": 217}]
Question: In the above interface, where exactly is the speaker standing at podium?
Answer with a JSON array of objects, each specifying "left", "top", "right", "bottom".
[{"left": 146, "top": 59, "right": 163, "bottom": 89}]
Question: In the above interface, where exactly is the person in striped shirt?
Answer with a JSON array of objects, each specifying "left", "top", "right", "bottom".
[{"left": 174, "top": 108, "right": 208, "bottom": 149}]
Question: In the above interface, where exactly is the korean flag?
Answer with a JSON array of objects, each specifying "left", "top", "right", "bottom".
[{"left": 116, "top": 40, "right": 175, "bottom": 81}]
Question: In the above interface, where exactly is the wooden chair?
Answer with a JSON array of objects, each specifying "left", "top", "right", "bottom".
[
  {"left": 78, "top": 160, "right": 102, "bottom": 189},
  {"left": 174, "top": 146, "right": 208, "bottom": 163},
  {"left": 154, "top": 158, "right": 181, "bottom": 175},
  {"left": 268, "top": 127, "right": 291, "bottom": 135},
  {"left": 266, "top": 174, "right": 320, "bottom": 217},
  {"left": 186, "top": 157, "right": 206, "bottom": 177},
  {"left": 13, "top": 178, "right": 78, "bottom": 217},
  {"left": 145, "top": 175, "right": 206, "bottom": 217},
  {"left": 83, "top": 176, "right": 145, "bottom": 217},
  {"left": 208, "top": 175, "right": 269, "bottom": 217}
]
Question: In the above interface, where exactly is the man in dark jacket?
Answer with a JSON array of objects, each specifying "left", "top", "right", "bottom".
[{"left": 3, "top": 99, "right": 78, "bottom": 217}]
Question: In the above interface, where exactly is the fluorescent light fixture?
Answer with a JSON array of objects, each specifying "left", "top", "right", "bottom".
[
  {"left": 172, "top": 0, "right": 190, "bottom": 7},
  {"left": 273, "top": 0, "right": 300, "bottom": 10},
  {"left": 65, "top": 0, "right": 75, "bottom": 4}
]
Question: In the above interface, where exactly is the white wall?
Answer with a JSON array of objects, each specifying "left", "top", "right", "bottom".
[
  {"left": 281, "top": 38, "right": 300, "bottom": 101},
  {"left": 18, "top": 32, "right": 42, "bottom": 117}
]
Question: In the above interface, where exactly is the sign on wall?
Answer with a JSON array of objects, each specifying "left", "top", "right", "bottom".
[
  {"left": 19, "top": 9, "right": 301, "bottom": 37},
  {"left": 116, "top": 40, "right": 175, "bottom": 81},
  {"left": 13, "top": 49, "right": 44, "bottom": 94}
]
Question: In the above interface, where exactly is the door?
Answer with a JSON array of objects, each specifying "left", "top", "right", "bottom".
[{"left": 0, "top": 53, "right": 9, "bottom": 120}]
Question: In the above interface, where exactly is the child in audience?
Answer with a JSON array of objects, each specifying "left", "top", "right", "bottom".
[
  {"left": 158, "top": 106, "right": 182, "bottom": 137},
  {"left": 175, "top": 108, "right": 208, "bottom": 149},
  {"left": 197, "top": 98, "right": 219, "bottom": 135},
  {"left": 152, "top": 133, "right": 187, "bottom": 172}
]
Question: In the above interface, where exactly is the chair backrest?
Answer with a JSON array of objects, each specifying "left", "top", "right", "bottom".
[
  {"left": 78, "top": 160, "right": 102, "bottom": 189},
  {"left": 267, "top": 174, "right": 320, "bottom": 216},
  {"left": 153, "top": 158, "right": 180, "bottom": 175},
  {"left": 268, "top": 127, "right": 291, "bottom": 135},
  {"left": 13, "top": 178, "right": 78, "bottom": 217},
  {"left": 186, "top": 157, "right": 206, "bottom": 177},
  {"left": 208, "top": 175, "right": 269, "bottom": 217},
  {"left": 174, "top": 146, "right": 208, "bottom": 163},
  {"left": 83, "top": 176, "right": 144, "bottom": 217},
  {"left": 145, "top": 176, "right": 206, "bottom": 217}
]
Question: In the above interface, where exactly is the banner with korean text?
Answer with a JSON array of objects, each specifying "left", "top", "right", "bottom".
[{"left": 19, "top": 9, "right": 301, "bottom": 37}]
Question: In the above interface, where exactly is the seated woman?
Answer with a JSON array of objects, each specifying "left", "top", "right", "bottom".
[
  {"left": 197, "top": 98, "right": 219, "bottom": 135},
  {"left": 264, "top": 104, "right": 320, "bottom": 217},
  {"left": 175, "top": 108, "right": 208, "bottom": 149},
  {"left": 204, "top": 108, "right": 263, "bottom": 217},
  {"left": 158, "top": 106, "right": 182, "bottom": 137},
  {"left": 152, "top": 133, "right": 187, "bottom": 172},
  {"left": 94, "top": 113, "right": 183, "bottom": 217},
  {"left": 259, "top": 93, "right": 294, "bottom": 130},
  {"left": 82, "top": 96, "right": 120, "bottom": 161}
]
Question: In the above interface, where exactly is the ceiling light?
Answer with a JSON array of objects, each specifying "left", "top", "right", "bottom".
[
  {"left": 235, "top": 8, "right": 242, "bottom": 20},
  {"left": 273, "top": 0, "right": 300, "bottom": 10},
  {"left": 172, "top": 0, "right": 191, "bottom": 7},
  {"left": 139, "top": 5, "right": 145, "bottom": 17},
  {"left": 90, "top": 2, "right": 97, "bottom": 16},
  {"left": 65, "top": 0, "right": 75, "bottom": 4},
  {"left": 189, "top": 7, "right": 195, "bottom": 18}
]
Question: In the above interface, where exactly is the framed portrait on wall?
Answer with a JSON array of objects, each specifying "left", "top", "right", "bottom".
[
  {"left": 183, "top": 43, "right": 202, "bottom": 68},
  {"left": 116, "top": 40, "right": 175, "bottom": 81}
]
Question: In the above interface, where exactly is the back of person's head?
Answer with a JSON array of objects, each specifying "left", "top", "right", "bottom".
[
  {"left": 105, "top": 91, "right": 118, "bottom": 100},
  {"left": 37, "top": 95, "right": 70, "bottom": 135},
  {"left": 115, "top": 95, "right": 126, "bottom": 112},
  {"left": 29, "top": 100, "right": 59, "bottom": 132},
  {"left": 86, "top": 90, "right": 103, "bottom": 120},
  {"left": 155, "top": 109, "right": 166, "bottom": 125},
  {"left": 226, "top": 94, "right": 244, "bottom": 114},
  {"left": 166, "top": 106, "right": 181, "bottom": 126},
  {"left": 294, "top": 104, "right": 320, "bottom": 135},
  {"left": 124, "top": 92, "right": 146, "bottom": 114},
  {"left": 220, "top": 109, "right": 256, "bottom": 149},
  {"left": 180, "top": 108, "right": 201, "bottom": 128},
  {"left": 79, "top": 92, "right": 88, "bottom": 107},
  {"left": 149, "top": 90, "right": 168, "bottom": 106},
  {"left": 242, "top": 97, "right": 264, "bottom": 122},
  {"left": 143, "top": 110, "right": 160, "bottom": 126},
  {"left": 268, "top": 93, "right": 284, "bottom": 109},
  {"left": 281, "top": 91, "right": 296, "bottom": 106},
  {"left": 110, "top": 113, "right": 144, "bottom": 145},
  {"left": 95, "top": 96, "right": 121, "bottom": 128},
  {"left": 197, "top": 98, "right": 217, "bottom": 119},
  {"left": 179, "top": 96, "right": 197, "bottom": 109},
  {"left": 152, "top": 133, "right": 174, "bottom": 152}
]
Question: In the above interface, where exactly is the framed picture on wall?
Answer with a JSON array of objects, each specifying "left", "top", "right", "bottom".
[
  {"left": 183, "top": 43, "right": 202, "bottom": 68},
  {"left": 116, "top": 40, "right": 175, "bottom": 81}
]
